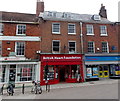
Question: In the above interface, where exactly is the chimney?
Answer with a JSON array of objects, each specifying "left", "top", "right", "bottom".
[
  {"left": 36, "top": 0, "right": 44, "bottom": 17},
  {"left": 99, "top": 4, "right": 107, "bottom": 18}
]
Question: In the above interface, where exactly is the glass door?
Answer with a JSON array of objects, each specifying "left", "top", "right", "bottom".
[{"left": 99, "top": 65, "right": 109, "bottom": 78}]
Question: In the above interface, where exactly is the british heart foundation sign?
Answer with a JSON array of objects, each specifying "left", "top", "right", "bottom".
[{"left": 40, "top": 54, "right": 83, "bottom": 62}]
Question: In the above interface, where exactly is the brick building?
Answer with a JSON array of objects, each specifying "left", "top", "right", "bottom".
[
  {"left": 0, "top": 0, "right": 119, "bottom": 85},
  {"left": 0, "top": 11, "right": 41, "bottom": 84}
]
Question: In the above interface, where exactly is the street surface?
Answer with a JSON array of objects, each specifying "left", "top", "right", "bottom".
[{"left": 1, "top": 79, "right": 119, "bottom": 99}]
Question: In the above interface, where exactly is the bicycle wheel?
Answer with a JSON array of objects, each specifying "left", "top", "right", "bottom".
[{"left": 38, "top": 87, "right": 42, "bottom": 94}]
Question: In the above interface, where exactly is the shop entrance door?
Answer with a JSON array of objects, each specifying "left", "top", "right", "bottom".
[
  {"left": 59, "top": 67, "right": 65, "bottom": 82},
  {"left": 99, "top": 65, "right": 109, "bottom": 78},
  {"left": 9, "top": 65, "right": 16, "bottom": 82}
]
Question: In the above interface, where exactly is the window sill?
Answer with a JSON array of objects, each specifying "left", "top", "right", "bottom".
[
  {"left": 52, "top": 32, "right": 60, "bottom": 34},
  {"left": 16, "top": 34, "right": 26, "bottom": 36},
  {"left": 100, "top": 34, "right": 108, "bottom": 36},
  {"left": 86, "top": 33, "right": 94, "bottom": 36},
  {"left": 68, "top": 33, "right": 76, "bottom": 35}
]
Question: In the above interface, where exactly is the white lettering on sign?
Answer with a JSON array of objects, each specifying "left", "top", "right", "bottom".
[{"left": 43, "top": 56, "right": 81, "bottom": 60}]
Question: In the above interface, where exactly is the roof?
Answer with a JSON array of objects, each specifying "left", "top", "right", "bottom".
[
  {"left": 0, "top": 11, "right": 38, "bottom": 23},
  {"left": 39, "top": 11, "right": 113, "bottom": 24}
]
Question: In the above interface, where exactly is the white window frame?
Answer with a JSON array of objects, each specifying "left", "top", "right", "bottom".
[
  {"left": 86, "top": 24, "right": 94, "bottom": 35},
  {"left": 87, "top": 41, "right": 95, "bottom": 53},
  {"left": 0, "top": 23, "right": 4, "bottom": 35},
  {"left": 68, "top": 41, "right": 76, "bottom": 53},
  {"left": 102, "top": 42, "right": 109, "bottom": 53},
  {"left": 52, "top": 23, "right": 60, "bottom": 34},
  {"left": 68, "top": 23, "right": 76, "bottom": 35},
  {"left": 100, "top": 25, "right": 107, "bottom": 36},
  {"left": 16, "top": 24, "right": 26, "bottom": 35},
  {"left": 52, "top": 40, "right": 60, "bottom": 53},
  {"left": 15, "top": 42, "right": 25, "bottom": 56}
]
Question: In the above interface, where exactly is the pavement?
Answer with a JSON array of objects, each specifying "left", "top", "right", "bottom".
[{"left": 1, "top": 79, "right": 119, "bottom": 97}]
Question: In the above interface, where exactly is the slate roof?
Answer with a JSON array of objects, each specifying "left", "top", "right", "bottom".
[
  {"left": 0, "top": 11, "right": 38, "bottom": 22},
  {"left": 39, "top": 11, "right": 113, "bottom": 24}
]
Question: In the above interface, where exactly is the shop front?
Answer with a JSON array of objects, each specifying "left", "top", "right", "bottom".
[
  {"left": 40, "top": 54, "right": 84, "bottom": 85},
  {"left": 85, "top": 54, "right": 120, "bottom": 80},
  {"left": 0, "top": 57, "right": 40, "bottom": 85}
]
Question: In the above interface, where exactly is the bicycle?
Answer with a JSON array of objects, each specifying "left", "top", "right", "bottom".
[
  {"left": 31, "top": 81, "right": 42, "bottom": 94},
  {"left": 7, "top": 83, "right": 14, "bottom": 96}
]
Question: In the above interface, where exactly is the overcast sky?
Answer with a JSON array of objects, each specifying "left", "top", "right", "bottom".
[{"left": 0, "top": 0, "right": 119, "bottom": 22}]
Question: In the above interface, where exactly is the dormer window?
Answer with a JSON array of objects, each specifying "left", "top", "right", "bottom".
[{"left": 92, "top": 15, "right": 101, "bottom": 21}]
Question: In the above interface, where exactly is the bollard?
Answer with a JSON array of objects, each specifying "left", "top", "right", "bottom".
[{"left": 22, "top": 84, "right": 25, "bottom": 94}]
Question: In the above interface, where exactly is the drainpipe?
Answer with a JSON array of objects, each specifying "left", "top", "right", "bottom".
[
  {"left": 80, "top": 22, "right": 84, "bottom": 54},
  {"left": 80, "top": 21, "right": 86, "bottom": 82}
]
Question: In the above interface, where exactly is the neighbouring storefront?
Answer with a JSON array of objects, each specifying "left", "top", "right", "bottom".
[
  {"left": 85, "top": 54, "right": 120, "bottom": 80},
  {"left": 0, "top": 57, "right": 40, "bottom": 84},
  {"left": 40, "top": 54, "right": 84, "bottom": 85}
]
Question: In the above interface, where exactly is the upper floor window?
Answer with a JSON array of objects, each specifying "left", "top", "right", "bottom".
[
  {"left": 88, "top": 41, "right": 95, "bottom": 53},
  {"left": 102, "top": 42, "right": 109, "bottom": 53},
  {"left": 86, "top": 25, "right": 94, "bottom": 35},
  {"left": 68, "top": 24, "right": 76, "bottom": 34},
  {"left": 69, "top": 41, "right": 76, "bottom": 53},
  {"left": 52, "top": 23, "right": 60, "bottom": 34},
  {"left": 16, "top": 25, "right": 26, "bottom": 35},
  {"left": 15, "top": 42, "right": 25, "bottom": 56},
  {"left": 52, "top": 40, "right": 60, "bottom": 53},
  {"left": 0, "top": 23, "right": 4, "bottom": 35},
  {"left": 100, "top": 25, "right": 107, "bottom": 36}
]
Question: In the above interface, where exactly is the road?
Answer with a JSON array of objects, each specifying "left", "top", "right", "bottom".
[{"left": 2, "top": 81, "right": 118, "bottom": 99}]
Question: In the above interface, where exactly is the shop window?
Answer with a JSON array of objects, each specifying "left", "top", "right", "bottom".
[
  {"left": 0, "top": 65, "right": 7, "bottom": 83},
  {"left": 68, "top": 24, "right": 76, "bottom": 34},
  {"left": 15, "top": 42, "right": 25, "bottom": 56},
  {"left": 88, "top": 41, "right": 95, "bottom": 53},
  {"left": 43, "top": 65, "right": 55, "bottom": 80},
  {"left": 102, "top": 42, "right": 109, "bottom": 53},
  {"left": 16, "top": 24, "right": 26, "bottom": 35},
  {"left": 52, "top": 40, "right": 60, "bottom": 53},
  {"left": 69, "top": 41, "right": 76, "bottom": 53},
  {"left": 16, "top": 64, "right": 36, "bottom": 81}
]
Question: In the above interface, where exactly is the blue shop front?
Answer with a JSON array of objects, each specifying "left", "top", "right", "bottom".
[{"left": 85, "top": 54, "right": 120, "bottom": 80}]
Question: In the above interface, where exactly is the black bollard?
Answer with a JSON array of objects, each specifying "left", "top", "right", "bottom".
[{"left": 22, "top": 84, "right": 25, "bottom": 94}]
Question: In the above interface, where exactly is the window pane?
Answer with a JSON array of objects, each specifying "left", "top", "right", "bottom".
[
  {"left": 102, "top": 42, "right": 108, "bottom": 53},
  {"left": 17, "top": 25, "right": 26, "bottom": 35},
  {"left": 68, "top": 24, "right": 75, "bottom": 34},
  {"left": 100, "top": 26, "right": 107, "bottom": 35},
  {"left": 16, "top": 42, "right": 25, "bottom": 55},
  {"left": 52, "top": 23, "right": 60, "bottom": 33},
  {"left": 88, "top": 42, "right": 94, "bottom": 53},
  {"left": 69, "top": 42, "right": 75, "bottom": 53},
  {"left": 53, "top": 41, "right": 60, "bottom": 53},
  {"left": 86, "top": 25, "right": 94, "bottom": 34}
]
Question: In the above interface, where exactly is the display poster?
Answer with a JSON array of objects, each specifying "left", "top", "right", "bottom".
[
  {"left": 93, "top": 67, "right": 98, "bottom": 77},
  {"left": 86, "top": 68, "right": 92, "bottom": 77}
]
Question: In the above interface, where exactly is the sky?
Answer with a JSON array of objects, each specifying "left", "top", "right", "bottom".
[{"left": 0, "top": 0, "right": 119, "bottom": 22}]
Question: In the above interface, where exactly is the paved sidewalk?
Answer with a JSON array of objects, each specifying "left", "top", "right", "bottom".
[{"left": 1, "top": 79, "right": 119, "bottom": 96}]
